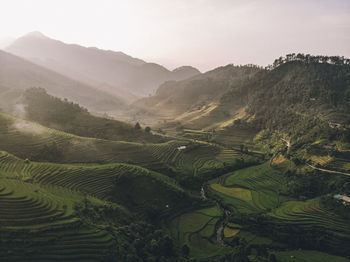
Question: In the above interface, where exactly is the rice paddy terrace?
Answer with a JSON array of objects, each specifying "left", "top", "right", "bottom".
[
  {"left": 0, "top": 178, "right": 124, "bottom": 261},
  {"left": 0, "top": 151, "right": 193, "bottom": 213},
  {"left": 1, "top": 108, "right": 350, "bottom": 261},
  {"left": 0, "top": 112, "right": 248, "bottom": 178},
  {"left": 166, "top": 206, "right": 230, "bottom": 259},
  {"left": 207, "top": 161, "right": 350, "bottom": 256}
]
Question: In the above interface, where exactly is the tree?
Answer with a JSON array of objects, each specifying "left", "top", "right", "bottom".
[
  {"left": 145, "top": 126, "right": 151, "bottom": 133},
  {"left": 268, "top": 253, "right": 277, "bottom": 262},
  {"left": 135, "top": 122, "right": 141, "bottom": 130},
  {"left": 182, "top": 244, "right": 190, "bottom": 257}
]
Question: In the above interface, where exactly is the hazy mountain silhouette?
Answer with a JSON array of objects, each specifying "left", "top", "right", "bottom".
[
  {"left": 6, "top": 32, "right": 201, "bottom": 98},
  {"left": 0, "top": 50, "right": 125, "bottom": 112}
]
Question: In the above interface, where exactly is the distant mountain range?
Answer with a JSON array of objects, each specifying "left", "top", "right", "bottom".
[
  {"left": 5, "top": 32, "right": 201, "bottom": 99},
  {"left": 0, "top": 49, "right": 126, "bottom": 113}
]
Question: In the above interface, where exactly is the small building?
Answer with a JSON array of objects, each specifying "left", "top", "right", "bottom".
[
  {"left": 177, "top": 146, "right": 187, "bottom": 151},
  {"left": 334, "top": 194, "right": 350, "bottom": 204}
]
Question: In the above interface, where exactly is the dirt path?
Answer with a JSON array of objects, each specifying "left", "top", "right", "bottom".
[
  {"left": 281, "top": 138, "right": 291, "bottom": 151},
  {"left": 200, "top": 186, "right": 207, "bottom": 200},
  {"left": 216, "top": 222, "right": 225, "bottom": 246},
  {"left": 306, "top": 163, "right": 350, "bottom": 176}
]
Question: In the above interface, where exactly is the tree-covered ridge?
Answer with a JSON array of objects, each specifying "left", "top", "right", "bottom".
[
  {"left": 247, "top": 59, "right": 350, "bottom": 127},
  {"left": 267, "top": 53, "right": 350, "bottom": 70},
  {"left": 23, "top": 88, "right": 167, "bottom": 143}
]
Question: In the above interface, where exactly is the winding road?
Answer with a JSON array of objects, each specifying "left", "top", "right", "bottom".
[{"left": 306, "top": 163, "right": 350, "bottom": 176}]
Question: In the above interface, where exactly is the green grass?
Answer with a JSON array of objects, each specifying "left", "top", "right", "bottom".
[
  {"left": 211, "top": 184, "right": 252, "bottom": 201},
  {"left": 223, "top": 227, "right": 240, "bottom": 238},
  {"left": 273, "top": 250, "right": 350, "bottom": 262}
]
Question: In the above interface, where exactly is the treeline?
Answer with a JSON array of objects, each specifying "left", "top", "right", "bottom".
[{"left": 266, "top": 53, "right": 350, "bottom": 70}]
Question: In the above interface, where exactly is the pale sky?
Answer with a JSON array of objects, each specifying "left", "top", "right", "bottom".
[{"left": 0, "top": 0, "right": 349, "bottom": 71}]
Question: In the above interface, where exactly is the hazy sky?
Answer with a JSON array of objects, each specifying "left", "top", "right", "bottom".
[{"left": 0, "top": 0, "right": 349, "bottom": 71}]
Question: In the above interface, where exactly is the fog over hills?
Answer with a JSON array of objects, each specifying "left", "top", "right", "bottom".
[
  {"left": 0, "top": 49, "right": 126, "bottom": 113},
  {"left": 6, "top": 32, "right": 201, "bottom": 98}
]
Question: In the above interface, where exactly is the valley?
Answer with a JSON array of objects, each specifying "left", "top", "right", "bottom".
[{"left": 0, "top": 34, "right": 349, "bottom": 261}]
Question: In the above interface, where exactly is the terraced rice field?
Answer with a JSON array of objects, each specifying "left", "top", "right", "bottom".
[
  {"left": 168, "top": 206, "right": 229, "bottom": 258},
  {"left": 211, "top": 184, "right": 252, "bottom": 201},
  {"left": 0, "top": 179, "right": 118, "bottom": 261},
  {"left": 209, "top": 162, "right": 288, "bottom": 212},
  {"left": 210, "top": 161, "right": 350, "bottom": 251},
  {"left": 269, "top": 198, "right": 350, "bottom": 239},
  {"left": 325, "top": 157, "right": 350, "bottom": 173},
  {"left": 0, "top": 151, "right": 184, "bottom": 207},
  {"left": 212, "top": 126, "right": 260, "bottom": 152},
  {"left": 0, "top": 113, "right": 238, "bottom": 178}
]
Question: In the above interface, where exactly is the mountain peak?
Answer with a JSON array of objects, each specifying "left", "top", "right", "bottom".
[{"left": 23, "top": 31, "right": 48, "bottom": 39}]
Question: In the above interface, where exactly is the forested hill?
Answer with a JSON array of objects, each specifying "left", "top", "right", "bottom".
[
  {"left": 135, "top": 64, "right": 261, "bottom": 127},
  {"left": 20, "top": 88, "right": 167, "bottom": 143},
  {"left": 137, "top": 54, "right": 350, "bottom": 132},
  {"left": 216, "top": 54, "right": 350, "bottom": 166},
  {"left": 245, "top": 55, "right": 350, "bottom": 129}
]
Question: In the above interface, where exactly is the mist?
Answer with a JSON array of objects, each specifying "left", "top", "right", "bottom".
[{"left": 0, "top": 0, "right": 349, "bottom": 71}]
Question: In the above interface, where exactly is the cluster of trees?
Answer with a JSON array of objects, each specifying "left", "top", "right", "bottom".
[
  {"left": 267, "top": 53, "right": 350, "bottom": 70},
  {"left": 134, "top": 122, "right": 151, "bottom": 133},
  {"left": 75, "top": 199, "right": 186, "bottom": 262}
]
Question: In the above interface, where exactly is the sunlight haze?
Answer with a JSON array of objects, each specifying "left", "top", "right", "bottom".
[{"left": 0, "top": 0, "right": 349, "bottom": 71}]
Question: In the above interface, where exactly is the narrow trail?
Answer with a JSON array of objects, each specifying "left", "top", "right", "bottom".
[{"left": 306, "top": 163, "right": 350, "bottom": 176}]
